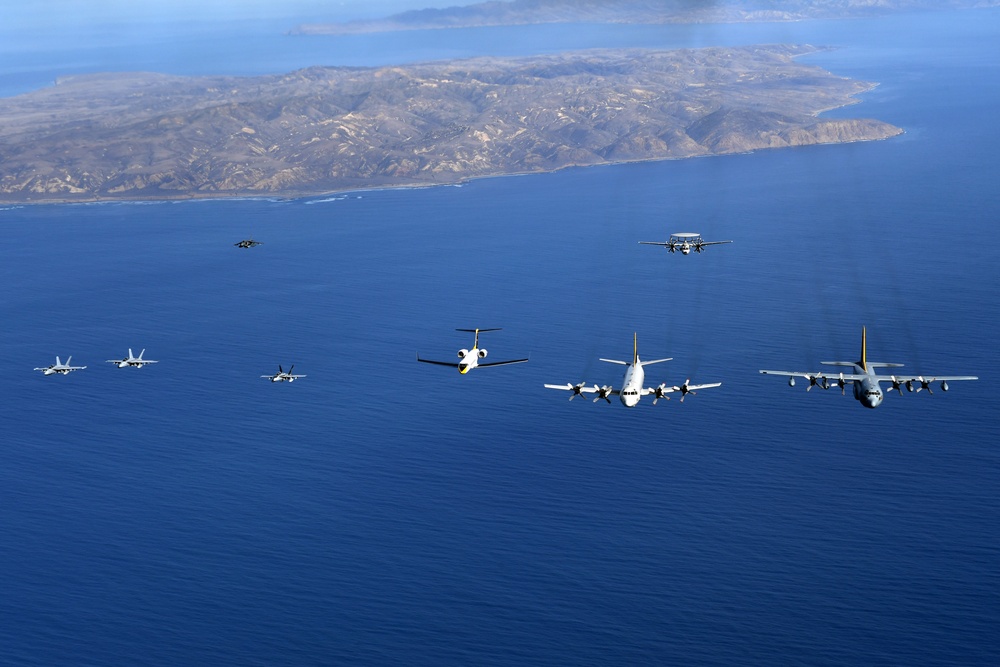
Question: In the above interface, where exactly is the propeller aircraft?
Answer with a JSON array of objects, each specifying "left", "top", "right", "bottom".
[
  {"left": 759, "top": 327, "right": 978, "bottom": 409},
  {"left": 417, "top": 328, "right": 528, "bottom": 374},
  {"left": 34, "top": 356, "right": 86, "bottom": 376},
  {"left": 545, "top": 333, "right": 721, "bottom": 407},
  {"left": 107, "top": 348, "right": 158, "bottom": 368},
  {"left": 261, "top": 365, "right": 306, "bottom": 382},
  {"left": 639, "top": 232, "right": 732, "bottom": 255}
]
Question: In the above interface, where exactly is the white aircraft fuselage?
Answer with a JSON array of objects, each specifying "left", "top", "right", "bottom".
[{"left": 618, "top": 359, "right": 645, "bottom": 407}]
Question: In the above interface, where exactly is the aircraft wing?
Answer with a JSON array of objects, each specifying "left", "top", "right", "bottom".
[
  {"left": 760, "top": 370, "right": 868, "bottom": 383},
  {"left": 698, "top": 240, "right": 733, "bottom": 246},
  {"left": 638, "top": 241, "right": 670, "bottom": 246},
  {"left": 682, "top": 382, "right": 722, "bottom": 391},
  {"left": 873, "top": 374, "right": 978, "bottom": 382},
  {"left": 416, "top": 357, "right": 460, "bottom": 368},
  {"left": 479, "top": 358, "right": 529, "bottom": 367},
  {"left": 544, "top": 383, "right": 599, "bottom": 394}
]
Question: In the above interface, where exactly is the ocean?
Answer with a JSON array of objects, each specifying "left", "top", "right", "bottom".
[{"left": 1, "top": 8, "right": 998, "bottom": 666}]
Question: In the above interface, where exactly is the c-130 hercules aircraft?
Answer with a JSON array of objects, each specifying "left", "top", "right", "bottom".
[{"left": 759, "top": 327, "right": 977, "bottom": 409}]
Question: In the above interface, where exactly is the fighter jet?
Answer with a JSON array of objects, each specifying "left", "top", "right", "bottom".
[
  {"left": 234, "top": 238, "right": 262, "bottom": 248},
  {"left": 34, "top": 356, "right": 86, "bottom": 375},
  {"left": 106, "top": 348, "right": 158, "bottom": 368},
  {"left": 261, "top": 365, "right": 306, "bottom": 382}
]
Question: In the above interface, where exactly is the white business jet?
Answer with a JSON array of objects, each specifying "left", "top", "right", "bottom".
[{"left": 417, "top": 328, "right": 528, "bottom": 374}]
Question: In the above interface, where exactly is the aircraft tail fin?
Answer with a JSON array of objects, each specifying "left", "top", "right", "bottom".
[
  {"left": 860, "top": 326, "right": 867, "bottom": 371},
  {"left": 56, "top": 356, "right": 62, "bottom": 366},
  {"left": 138, "top": 349, "right": 145, "bottom": 359},
  {"left": 633, "top": 333, "right": 638, "bottom": 367}
]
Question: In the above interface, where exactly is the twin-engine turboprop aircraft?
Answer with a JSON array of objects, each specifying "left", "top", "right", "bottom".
[
  {"left": 639, "top": 232, "right": 732, "bottom": 255},
  {"left": 107, "top": 349, "right": 158, "bottom": 368},
  {"left": 545, "top": 333, "right": 721, "bottom": 407},
  {"left": 417, "top": 328, "right": 528, "bottom": 374},
  {"left": 759, "top": 327, "right": 978, "bottom": 409},
  {"left": 34, "top": 356, "right": 86, "bottom": 375}
]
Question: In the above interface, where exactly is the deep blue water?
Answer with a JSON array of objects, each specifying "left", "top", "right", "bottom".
[{"left": 1, "top": 9, "right": 998, "bottom": 667}]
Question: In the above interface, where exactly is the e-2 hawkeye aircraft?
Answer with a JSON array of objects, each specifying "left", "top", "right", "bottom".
[
  {"left": 34, "top": 356, "right": 86, "bottom": 375},
  {"left": 417, "top": 328, "right": 528, "bottom": 374},
  {"left": 638, "top": 232, "right": 732, "bottom": 255},
  {"left": 759, "top": 327, "right": 977, "bottom": 409},
  {"left": 545, "top": 333, "right": 721, "bottom": 407},
  {"left": 107, "top": 348, "right": 158, "bottom": 368}
]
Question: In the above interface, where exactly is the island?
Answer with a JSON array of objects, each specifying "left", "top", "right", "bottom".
[
  {"left": 292, "top": 0, "right": 999, "bottom": 35},
  {"left": 0, "top": 45, "right": 902, "bottom": 203}
]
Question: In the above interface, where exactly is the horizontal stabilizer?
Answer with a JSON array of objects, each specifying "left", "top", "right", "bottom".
[{"left": 639, "top": 357, "right": 672, "bottom": 366}]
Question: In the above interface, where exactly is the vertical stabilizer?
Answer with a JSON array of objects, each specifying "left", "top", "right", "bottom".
[
  {"left": 860, "top": 326, "right": 867, "bottom": 371},
  {"left": 633, "top": 333, "right": 638, "bottom": 367}
]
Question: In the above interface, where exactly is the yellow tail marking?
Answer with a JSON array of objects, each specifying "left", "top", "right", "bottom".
[{"left": 860, "top": 326, "right": 867, "bottom": 371}]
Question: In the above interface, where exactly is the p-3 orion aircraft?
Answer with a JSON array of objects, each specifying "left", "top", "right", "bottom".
[
  {"left": 545, "top": 333, "right": 721, "bottom": 407},
  {"left": 759, "top": 327, "right": 978, "bottom": 409},
  {"left": 417, "top": 328, "right": 528, "bottom": 374}
]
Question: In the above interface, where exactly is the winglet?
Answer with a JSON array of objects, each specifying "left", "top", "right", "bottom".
[{"left": 860, "top": 326, "right": 867, "bottom": 372}]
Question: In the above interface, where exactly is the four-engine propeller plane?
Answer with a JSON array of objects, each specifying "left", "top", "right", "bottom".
[
  {"left": 107, "top": 348, "right": 158, "bottom": 368},
  {"left": 759, "top": 327, "right": 977, "bottom": 409},
  {"left": 417, "top": 328, "right": 528, "bottom": 374},
  {"left": 261, "top": 365, "right": 306, "bottom": 382},
  {"left": 545, "top": 333, "right": 721, "bottom": 407},
  {"left": 639, "top": 233, "right": 732, "bottom": 255},
  {"left": 34, "top": 356, "right": 86, "bottom": 375}
]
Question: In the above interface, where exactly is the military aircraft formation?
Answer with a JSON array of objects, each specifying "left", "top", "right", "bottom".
[{"left": 36, "top": 232, "right": 976, "bottom": 409}]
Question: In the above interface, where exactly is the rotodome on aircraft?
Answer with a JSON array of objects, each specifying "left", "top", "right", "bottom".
[
  {"left": 759, "top": 327, "right": 978, "bottom": 409},
  {"left": 34, "top": 356, "right": 86, "bottom": 375},
  {"left": 107, "top": 348, "right": 158, "bottom": 368},
  {"left": 234, "top": 238, "right": 262, "bottom": 248},
  {"left": 262, "top": 365, "right": 306, "bottom": 382},
  {"left": 545, "top": 333, "right": 721, "bottom": 407},
  {"left": 639, "top": 233, "right": 732, "bottom": 255},
  {"left": 417, "top": 328, "right": 528, "bottom": 374}
]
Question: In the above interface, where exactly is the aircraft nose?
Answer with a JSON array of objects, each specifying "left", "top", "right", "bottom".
[{"left": 458, "top": 364, "right": 468, "bottom": 374}]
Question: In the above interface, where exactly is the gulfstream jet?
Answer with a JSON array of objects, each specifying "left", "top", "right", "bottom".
[
  {"left": 34, "top": 356, "right": 86, "bottom": 375},
  {"left": 417, "top": 328, "right": 528, "bottom": 374},
  {"left": 107, "top": 349, "right": 158, "bottom": 368},
  {"left": 759, "top": 327, "right": 978, "bottom": 409},
  {"left": 545, "top": 333, "right": 721, "bottom": 407}
]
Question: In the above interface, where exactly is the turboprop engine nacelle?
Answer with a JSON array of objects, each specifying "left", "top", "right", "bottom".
[{"left": 478, "top": 349, "right": 488, "bottom": 358}]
